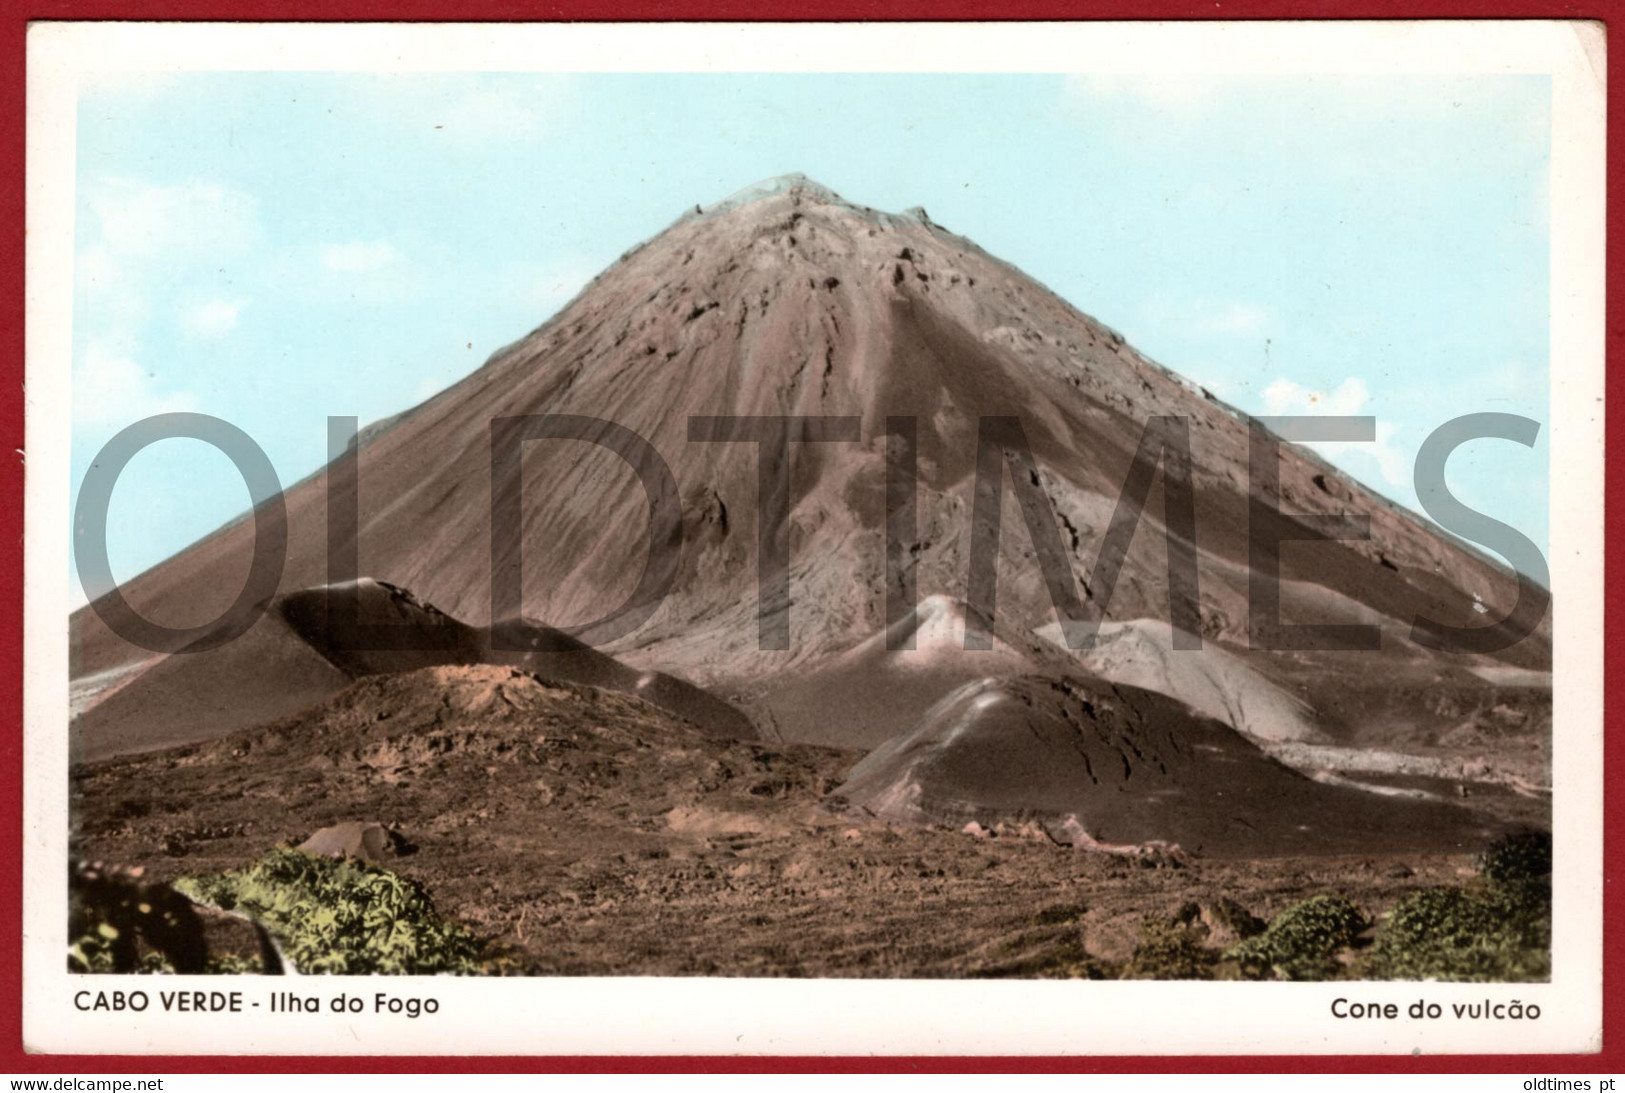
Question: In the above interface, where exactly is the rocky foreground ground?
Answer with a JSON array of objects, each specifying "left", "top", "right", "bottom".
[{"left": 70, "top": 665, "right": 1545, "bottom": 978}]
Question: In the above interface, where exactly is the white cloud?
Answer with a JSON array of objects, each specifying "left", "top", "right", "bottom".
[
  {"left": 76, "top": 176, "right": 260, "bottom": 347},
  {"left": 303, "top": 240, "right": 421, "bottom": 307},
  {"left": 1262, "top": 375, "right": 1371, "bottom": 417},
  {"left": 84, "top": 176, "right": 259, "bottom": 260},
  {"left": 74, "top": 243, "right": 121, "bottom": 296},
  {"left": 180, "top": 298, "right": 246, "bottom": 339},
  {"left": 320, "top": 240, "right": 400, "bottom": 274},
  {"left": 74, "top": 175, "right": 262, "bottom": 433},
  {"left": 1259, "top": 375, "right": 1410, "bottom": 488},
  {"left": 1481, "top": 359, "right": 1537, "bottom": 401},
  {"left": 73, "top": 338, "right": 196, "bottom": 428}
]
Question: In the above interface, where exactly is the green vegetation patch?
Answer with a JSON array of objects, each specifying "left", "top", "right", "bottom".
[
  {"left": 176, "top": 847, "right": 480, "bottom": 975},
  {"left": 1124, "top": 918, "right": 1214, "bottom": 980},
  {"left": 1368, "top": 831, "right": 1551, "bottom": 982},
  {"left": 1226, "top": 895, "right": 1367, "bottom": 981},
  {"left": 69, "top": 926, "right": 182, "bottom": 975},
  {"left": 1476, "top": 830, "right": 1552, "bottom": 888},
  {"left": 1367, "top": 885, "right": 1549, "bottom": 982}
]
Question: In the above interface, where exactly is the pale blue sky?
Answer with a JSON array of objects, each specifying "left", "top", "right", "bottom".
[{"left": 70, "top": 72, "right": 1550, "bottom": 597}]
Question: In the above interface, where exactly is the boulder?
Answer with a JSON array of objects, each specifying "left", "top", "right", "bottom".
[{"left": 297, "top": 822, "right": 406, "bottom": 862}]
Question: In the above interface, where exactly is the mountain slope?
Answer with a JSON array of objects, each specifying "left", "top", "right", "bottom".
[{"left": 72, "top": 176, "right": 1549, "bottom": 805}]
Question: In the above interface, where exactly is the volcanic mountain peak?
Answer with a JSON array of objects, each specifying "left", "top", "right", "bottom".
[
  {"left": 688, "top": 172, "right": 844, "bottom": 214},
  {"left": 71, "top": 175, "right": 1551, "bottom": 867},
  {"left": 680, "top": 173, "right": 930, "bottom": 230},
  {"left": 73, "top": 172, "right": 1550, "bottom": 755}
]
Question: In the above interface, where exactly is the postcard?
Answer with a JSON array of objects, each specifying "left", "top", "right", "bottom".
[{"left": 23, "top": 20, "right": 1606, "bottom": 1056}]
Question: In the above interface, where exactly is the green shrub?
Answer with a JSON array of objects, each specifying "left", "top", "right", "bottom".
[
  {"left": 1368, "top": 880, "right": 1549, "bottom": 983},
  {"left": 176, "top": 847, "right": 480, "bottom": 975},
  {"left": 69, "top": 930, "right": 177, "bottom": 975},
  {"left": 204, "top": 952, "right": 269, "bottom": 975},
  {"left": 1226, "top": 895, "right": 1366, "bottom": 981},
  {"left": 1364, "top": 829, "right": 1552, "bottom": 982},
  {"left": 1124, "top": 918, "right": 1214, "bottom": 980},
  {"left": 1477, "top": 831, "right": 1552, "bottom": 888}
]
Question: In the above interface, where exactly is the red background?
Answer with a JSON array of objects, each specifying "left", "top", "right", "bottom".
[{"left": 0, "top": 4, "right": 1614, "bottom": 1074}]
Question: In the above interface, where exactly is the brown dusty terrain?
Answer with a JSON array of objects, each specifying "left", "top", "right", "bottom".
[{"left": 71, "top": 666, "right": 1540, "bottom": 976}]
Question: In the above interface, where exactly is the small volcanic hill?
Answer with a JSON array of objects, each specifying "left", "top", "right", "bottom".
[
  {"left": 834, "top": 675, "right": 1505, "bottom": 858},
  {"left": 71, "top": 175, "right": 1551, "bottom": 857},
  {"left": 74, "top": 579, "right": 751, "bottom": 764}
]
